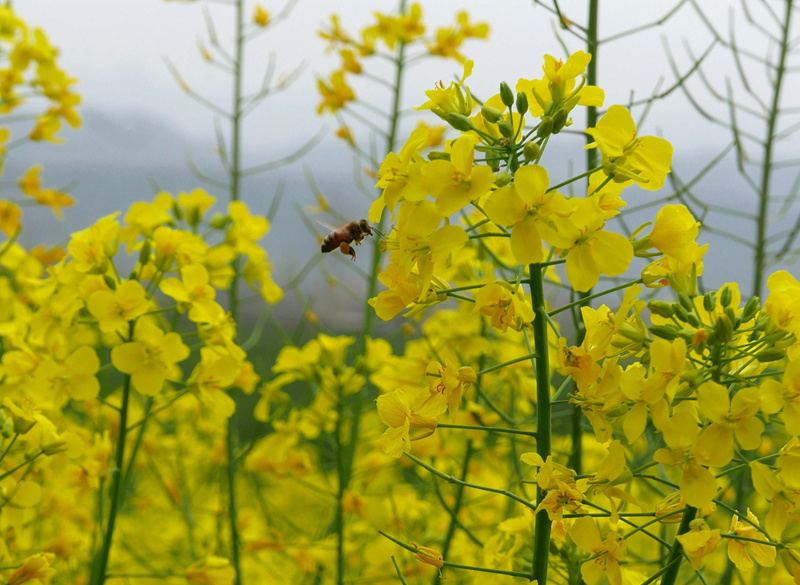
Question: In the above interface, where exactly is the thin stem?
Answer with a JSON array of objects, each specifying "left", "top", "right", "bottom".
[
  {"left": 89, "top": 369, "right": 132, "bottom": 585},
  {"left": 529, "top": 262, "right": 551, "bottom": 585}
]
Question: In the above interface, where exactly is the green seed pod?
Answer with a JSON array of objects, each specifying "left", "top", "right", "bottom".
[
  {"left": 497, "top": 119, "right": 514, "bottom": 139},
  {"left": 650, "top": 324, "right": 679, "bottom": 340},
  {"left": 481, "top": 105, "right": 503, "bottom": 124},
  {"left": 552, "top": 109, "right": 568, "bottom": 134},
  {"left": 499, "top": 81, "right": 515, "bottom": 107},
  {"left": 516, "top": 91, "right": 529, "bottom": 115},
  {"left": 648, "top": 300, "right": 675, "bottom": 319},
  {"left": 678, "top": 292, "right": 694, "bottom": 312},
  {"left": 523, "top": 141, "right": 541, "bottom": 162},
  {"left": 720, "top": 285, "right": 732, "bottom": 308},
  {"left": 445, "top": 112, "right": 473, "bottom": 132},
  {"left": 755, "top": 348, "right": 786, "bottom": 363},
  {"left": 741, "top": 296, "right": 761, "bottom": 322},
  {"left": 703, "top": 291, "right": 716, "bottom": 313},
  {"left": 537, "top": 117, "right": 554, "bottom": 139}
]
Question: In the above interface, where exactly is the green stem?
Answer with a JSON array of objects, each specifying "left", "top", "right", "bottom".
[
  {"left": 436, "top": 440, "right": 473, "bottom": 583},
  {"left": 753, "top": 0, "right": 792, "bottom": 297},
  {"left": 659, "top": 506, "right": 696, "bottom": 585},
  {"left": 226, "top": 2, "right": 246, "bottom": 583},
  {"left": 90, "top": 371, "right": 132, "bottom": 585},
  {"left": 335, "top": 382, "right": 346, "bottom": 585},
  {"left": 529, "top": 263, "right": 551, "bottom": 585}
]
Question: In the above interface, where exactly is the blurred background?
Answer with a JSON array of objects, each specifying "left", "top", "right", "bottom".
[{"left": 10, "top": 0, "right": 800, "bottom": 329}]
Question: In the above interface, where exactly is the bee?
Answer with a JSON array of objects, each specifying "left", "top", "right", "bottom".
[{"left": 321, "top": 219, "right": 374, "bottom": 260}]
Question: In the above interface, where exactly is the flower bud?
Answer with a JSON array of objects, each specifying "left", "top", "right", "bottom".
[
  {"left": 741, "top": 296, "right": 760, "bottom": 322},
  {"left": 673, "top": 304, "right": 690, "bottom": 323},
  {"left": 427, "top": 151, "right": 450, "bottom": 161},
  {"left": 720, "top": 285, "right": 732, "bottom": 308},
  {"left": 103, "top": 274, "right": 118, "bottom": 290},
  {"left": 552, "top": 109, "right": 568, "bottom": 134},
  {"left": 617, "top": 322, "right": 645, "bottom": 343},
  {"left": 715, "top": 313, "right": 733, "bottom": 344},
  {"left": 445, "top": 112, "right": 473, "bottom": 132},
  {"left": 536, "top": 116, "right": 554, "bottom": 139},
  {"left": 209, "top": 213, "right": 230, "bottom": 230},
  {"left": 675, "top": 329, "right": 694, "bottom": 344},
  {"left": 755, "top": 315, "right": 770, "bottom": 331},
  {"left": 494, "top": 171, "right": 513, "bottom": 187},
  {"left": 678, "top": 292, "right": 694, "bottom": 312},
  {"left": 457, "top": 366, "right": 477, "bottom": 384},
  {"left": 650, "top": 324, "right": 679, "bottom": 340},
  {"left": 499, "top": 81, "right": 514, "bottom": 107},
  {"left": 497, "top": 120, "right": 514, "bottom": 139},
  {"left": 523, "top": 141, "right": 541, "bottom": 162},
  {"left": 481, "top": 105, "right": 503, "bottom": 124},
  {"left": 684, "top": 312, "right": 701, "bottom": 329},
  {"left": 516, "top": 91, "right": 529, "bottom": 115},
  {"left": 138, "top": 240, "right": 151, "bottom": 267},
  {"left": 703, "top": 291, "right": 716, "bottom": 313},
  {"left": 648, "top": 300, "right": 674, "bottom": 319},
  {"left": 755, "top": 348, "right": 786, "bottom": 363}
]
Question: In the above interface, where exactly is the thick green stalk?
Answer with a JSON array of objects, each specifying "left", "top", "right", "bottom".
[
  {"left": 753, "top": 0, "right": 792, "bottom": 297},
  {"left": 529, "top": 263, "right": 551, "bottom": 584},
  {"left": 90, "top": 372, "right": 132, "bottom": 585},
  {"left": 568, "top": 0, "right": 600, "bottom": 477},
  {"left": 335, "top": 383, "right": 346, "bottom": 585},
  {"left": 436, "top": 440, "right": 474, "bottom": 584},
  {"left": 226, "top": 1, "right": 246, "bottom": 583},
  {"left": 659, "top": 506, "right": 696, "bottom": 585}
]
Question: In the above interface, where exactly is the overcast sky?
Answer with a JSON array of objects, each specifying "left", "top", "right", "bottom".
[{"left": 8, "top": 1, "right": 800, "bottom": 323}]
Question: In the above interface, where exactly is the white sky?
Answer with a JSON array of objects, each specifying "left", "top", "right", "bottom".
[{"left": 8, "top": 0, "right": 800, "bottom": 314}]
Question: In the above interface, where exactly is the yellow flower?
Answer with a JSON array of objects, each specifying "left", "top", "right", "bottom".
[
  {"left": 87, "top": 279, "right": 150, "bottom": 334},
  {"left": 111, "top": 319, "right": 190, "bottom": 395},
  {"left": 371, "top": 126, "right": 429, "bottom": 222},
  {"left": 177, "top": 188, "right": 215, "bottom": 227},
  {"left": 421, "top": 136, "right": 494, "bottom": 217},
  {"left": 185, "top": 556, "right": 235, "bottom": 585},
  {"left": 726, "top": 509, "right": 776, "bottom": 570},
  {"left": 676, "top": 519, "right": 720, "bottom": 569},
  {"left": 570, "top": 516, "right": 626, "bottom": 585},
  {"left": 585, "top": 105, "right": 673, "bottom": 190},
  {"left": 473, "top": 281, "right": 535, "bottom": 332},
  {"left": 160, "top": 263, "right": 217, "bottom": 321},
  {"left": 253, "top": 4, "right": 270, "bottom": 27},
  {"left": 7, "top": 552, "right": 56, "bottom": 585},
  {"left": 376, "top": 389, "right": 437, "bottom": 458},
  {"left": 186, "top": 348, "right": 239, "bottom": 418},
  {"left": 18, "top": 165, "right": 73, "bottom": 218},
  {"left": 483, "top": 164, "right": 574, "bottom": 265},
  {"left": 31, "top": 345, "right": 100, "bottom": 404},
  {"left": 416, "top": 60, "right": 474, "bottom": 118},
  {"left": 316, "top": 70, "right": 355, "bottom": 114},
  {"left": 0, "top": 200, "right": 21, "bottom": 237}
]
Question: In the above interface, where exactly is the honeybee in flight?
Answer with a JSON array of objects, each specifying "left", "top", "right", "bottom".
[{"left": 321, "top": 218, "right": 374, "bottom": 260}]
